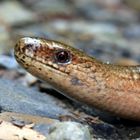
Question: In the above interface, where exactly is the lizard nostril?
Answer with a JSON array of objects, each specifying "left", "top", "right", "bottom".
[{"left": 25, "top": 44, "right": 33, "bottom": 48}]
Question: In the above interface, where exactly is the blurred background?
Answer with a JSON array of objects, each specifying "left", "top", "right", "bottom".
[
  {"left": 1, "top": 0, "right": 140, "bottom": 139},
  {"left": 1, "top": 0, "right": 140, "bottom": 67}
]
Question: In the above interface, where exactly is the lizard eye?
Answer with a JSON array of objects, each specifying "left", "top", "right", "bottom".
[{"left": 55, "top": 50, "right": 71, "bottom": 64}]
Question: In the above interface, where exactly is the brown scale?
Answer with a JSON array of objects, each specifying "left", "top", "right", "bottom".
[{"left": 15, "top": 37, "right": 140, "bottom": 121}]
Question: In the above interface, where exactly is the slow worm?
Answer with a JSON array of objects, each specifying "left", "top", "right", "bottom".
[{"left": 14, "top": 37, "right": 140, "bottom": 121}]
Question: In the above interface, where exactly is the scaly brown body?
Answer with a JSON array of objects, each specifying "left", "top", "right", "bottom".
[{"left": 14, "top": 37, "right": 140, "bottom": 120}]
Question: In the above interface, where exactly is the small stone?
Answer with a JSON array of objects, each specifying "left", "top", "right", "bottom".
[
  {"left": 32, "top": 0, "right": 73, "bottom": 15},
  {"left": 0, "top": 1, "right": 35, "bottom": 25},
  {"left": 21, "top": 73, "right": 37, "bottom": 86},
  {"left": 0, "top": 55, "right": 18, "bottom": 69},
  {"left": 47, "top": 121, "right": 92, "bottom": 140},
  {"left": 0, "top": 25, "right": 11, "bottom": 54},
  {"left": 124, "top": 0, "right": 140, "bottom": 11}
]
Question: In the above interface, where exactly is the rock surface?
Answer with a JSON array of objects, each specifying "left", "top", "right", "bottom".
[{"left": 0, "top": 78, "right": 69, "bottom": 118}]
